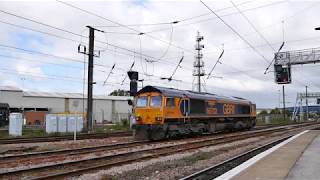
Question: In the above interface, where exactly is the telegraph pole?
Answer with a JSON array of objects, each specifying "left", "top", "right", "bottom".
[
  {"left": 193, "top": 32, "right": 205, "bottom": 92},
  {"left": 306, "top": 86, "right": 309, "bottom": 121},
  {"left": 78, "top": 26, "right": 103, "bottom": 132},
  {"left": 282, "top": 85, "right": 286, "bottom": 121},
  {"left": 87, "top": 26, "right": 94, "bottom": 132}
]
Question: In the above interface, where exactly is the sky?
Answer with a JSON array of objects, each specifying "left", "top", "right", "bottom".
[{"left": 0, "top": 0, "right": 320, "bottom": 108}]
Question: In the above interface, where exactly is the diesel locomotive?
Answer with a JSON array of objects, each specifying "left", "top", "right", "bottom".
[{"left": 131, "top": 86, "right": 256, "bottom": 140}]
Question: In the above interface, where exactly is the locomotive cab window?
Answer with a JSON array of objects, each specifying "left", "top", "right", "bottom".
[
  {"left": 150, "top": 96, "right": 162, "bottom": 107},
  {"left": 166, "top": 98, "right": 175, "bottom": 107},
  {"left": 136, "top": 96, "right": 148, "bottom": 107}
]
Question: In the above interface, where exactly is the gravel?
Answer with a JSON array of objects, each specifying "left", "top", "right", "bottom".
[
  {"left": 78, "top": 131, "right": 300, "bottom": 180},
  {"left": 0, "top": 135, "right": 220, "bottom": 171},
  {"left": 78, "top": 137, "right": 264, "bottom": 180},
  {"left": 0, "top": 136, "right": 134, "bottom": 155},
  {"left": 2, "top": 126, "right": 316, "bottom": 179}
]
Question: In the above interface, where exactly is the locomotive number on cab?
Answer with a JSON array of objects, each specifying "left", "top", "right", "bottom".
[{"left": 223, "top": 104, "right": 235, "bottom": 114}]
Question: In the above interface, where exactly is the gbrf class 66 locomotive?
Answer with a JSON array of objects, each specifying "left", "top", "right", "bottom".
[{"left": 131, "top": 86, "right": 256, "bottom": 140}]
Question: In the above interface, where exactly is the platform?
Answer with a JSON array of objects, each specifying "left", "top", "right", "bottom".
[{"left": 215, "top": 129, "right": 320, "bottom": 180}]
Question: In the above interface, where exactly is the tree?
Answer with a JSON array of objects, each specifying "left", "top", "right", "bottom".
[
  {"left": 259, "top": 110, "right": 268, "bottom": 115},
  {"left": 270, "top": 108, "right": 281, "bottom": 114},
  {"left": 109, "top": 89, "right": 130, "bottom": 96}
]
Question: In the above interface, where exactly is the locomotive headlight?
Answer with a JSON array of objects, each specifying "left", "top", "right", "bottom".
[
  {"left": 136, "top": 116, "right": 142, "bottom": 121},
  {"left": 155, "top": 117, "right": 162, "bottom": 121}
]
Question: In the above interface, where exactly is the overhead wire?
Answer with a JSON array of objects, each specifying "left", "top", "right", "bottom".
[
  {"left": 2, "top": 0, "right": 314, "bottom": 92},
  {"left": 0, "top": 19, "right": 82, "bottom": 43},
  {"left": 0, "top": 44, "right": 93, "bottom": 64},
  {"left": 144, "top": 1, "right": 287, "bottom": 34},
  {"left": 0, "top": 27, "right": 230, "bottom": 91},
  {"left": 143, "top": 0, "right": 260, "bottom": 34},
  {"left": 0, "top": 67, "right": 85, "bottom": 82},
  {"left": 0, "top": 20, "right": 142, "bottom": 66},
  {"left": 92, "top": 22, "right": 175, "bottom": 28},
  {"left": 229, "top": 0, "right": 285, "bottom": 75},
  {"left": 0, "top": 44, "right": 131, "bottom": 75},
  {"left": 0, "top": 68, "right": 132, "bottom": 89},
  {"left": 0, "top": 40, "right": 193, "bottom": 78},
  {"left": 88, "top": 0, "right": 259, "bottom": 32},
  {"left": 121, "top": 61, "right": 135, "bottom": 85},
  {"left": 0, "top": 9, "right": 166, "bottom": 63},
  {"left": 0, "top": 15, "right": 228, "bottom": 69},
  {"left": 205, "top": 35, "right": 320, "bottom": 56},
  {"left": 0, "top": 27, "right": 319, "bottom": 79},
  {"left": 0, "top": 8, "right": 82, "bottom": 36},
  {"left": 157, "top": 24, "right": 174, "bottom": 60},
  {"left": 171, "top": 33, "right": 315, "bottom": 64},
  {"left": 204, "top": 2, "right": 318, "bottom": 54},
  {"left": 230, "top": 1, "right": 275, "bottom": 52},
  {"left": 160, "top": 55, "right": 184, "bottom": 81},
  {"left": 56, "top": 0, "right": 195, "bottom": 54},
  {"left": 2, "top": 0, "right": 292, "bottom": 67},
  {"left": 200, "top": 0, "right": 271, "bottom": 65},
  {"left": 1, "top": 4, "right": 280, "bottom": 74},
  {"left": 0, "top": 54, "right": 83, "bottom": 70},
  {"left": 103, "top": 64, "right": 116, "bottom": 85},
  {"left": 138, "top": 35, "right": 147, "bottom": 75},
  {"left": 207, "top": 46, "right": 224, "bottom": 79},
  {"left": 0, "top": 11, "right": 189, "bottom": 71}
]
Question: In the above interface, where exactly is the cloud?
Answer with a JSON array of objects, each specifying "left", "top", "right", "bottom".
[
  {"left": 0, "top": 79, "right": 19, "bottom": 88},
  {"left": 0, "top": 0, "right": 319, "bottom": 108},
  {"left": 16, "top": 64, "right": 47, "bottom": 81}
]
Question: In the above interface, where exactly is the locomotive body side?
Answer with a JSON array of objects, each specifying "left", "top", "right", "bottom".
[{"left": 132, "top": 86, "right": 256, "bottom": 140}]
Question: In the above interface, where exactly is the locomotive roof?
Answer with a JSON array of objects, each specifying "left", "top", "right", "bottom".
[{"left": 137, "top": 86, "right": 252, "bottom": 104}]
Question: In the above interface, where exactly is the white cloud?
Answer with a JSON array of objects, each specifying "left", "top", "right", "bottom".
[
  {"left": 0, "top": 0, "right": 319, "bottom": 107},
  {"left": 16, "top": 64, "right": 47, "bottom": 81}
]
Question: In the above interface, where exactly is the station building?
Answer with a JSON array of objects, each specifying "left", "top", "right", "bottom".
[{"left": 0, "top": 86, "right": 132, "bottom": 126}]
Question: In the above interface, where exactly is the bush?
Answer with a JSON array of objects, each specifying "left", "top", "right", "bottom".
[
  {"left": 121, "top": 118, "right": 129, "bottom": 127},
  {"left": 259, "top": 110, "right": 268, "bottom": 115}
]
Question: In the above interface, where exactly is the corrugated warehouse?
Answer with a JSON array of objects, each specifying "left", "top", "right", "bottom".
[{"left": 0, "top": 86, "right": 132, "bottom": 125}]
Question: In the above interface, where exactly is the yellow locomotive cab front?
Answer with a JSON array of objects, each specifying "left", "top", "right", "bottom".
[{"left": 134, "top": 92, "right": 164, "bottom": 125}]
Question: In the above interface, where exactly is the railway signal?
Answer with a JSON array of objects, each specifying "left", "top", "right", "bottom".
[
  {"left": 127, "top": 71, "right": 138, "bottom": 96},
  {"left": 274, "top": 64, "right": 291, "bottom": 84},
  {"left": 273, "top": 47, "right": 320, "bottom": 84}
]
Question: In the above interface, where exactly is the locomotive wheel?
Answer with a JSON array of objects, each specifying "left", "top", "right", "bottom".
[
  {"left": 133, "top": 129, "right": 149, "bottom": 140},
  {"left": 149, "top": 129, "right": 166, "bottom": 141}
]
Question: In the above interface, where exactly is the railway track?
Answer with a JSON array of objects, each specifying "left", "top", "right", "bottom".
[
  {"left": 180, "top": 135, "right": 292, "bottom": 180},
  {"left": 0, "top": 122, "right": 318, "bottom": 179},
  {"left": 0, "top": 122, "right": 314, "bottom": 161},
  {"left": 0, "top": 123, "right": 310, "bottom": 145},
  {"left": 0, "top": 131, "right": 131, "bottom": 144}
]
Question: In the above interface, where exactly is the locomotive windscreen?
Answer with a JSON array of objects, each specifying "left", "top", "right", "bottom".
[
  {"left": 190, "top": 99, "right": 206, "bottom": 114},
  {"left": 237, "top": 105, "right": 251, "bottom": 114}
]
